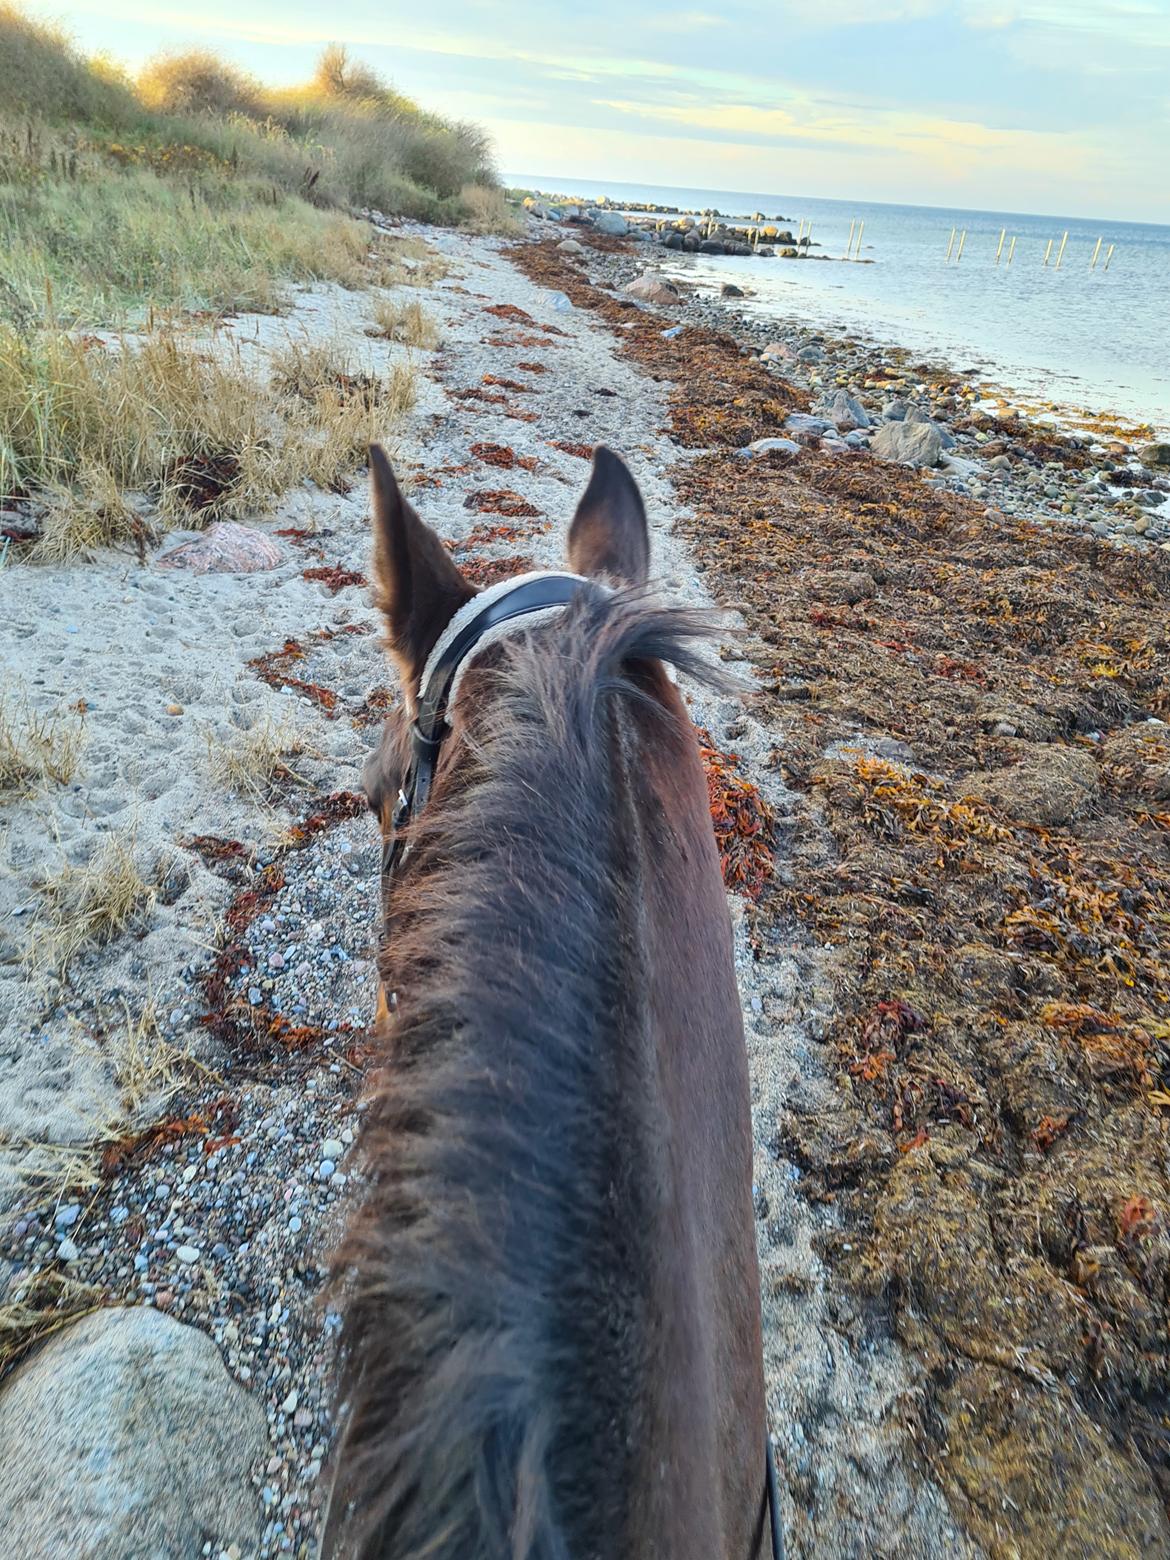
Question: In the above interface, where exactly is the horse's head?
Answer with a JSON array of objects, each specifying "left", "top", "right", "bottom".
[{"left": 361, "top": 442, "right": 650, "bottom": 1021}]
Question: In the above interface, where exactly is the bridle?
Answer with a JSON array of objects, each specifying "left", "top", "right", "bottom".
[
  {"left": 378, "top": 570, "right": 597, "bottom": 902},
  {"left": 372, "top": 568, "right": 785, "bottom": 1560}
]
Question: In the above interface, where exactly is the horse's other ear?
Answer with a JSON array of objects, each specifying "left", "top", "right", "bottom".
[
  {"left": 369, "top": 443, "right": 474, "bottom": 697},
  {"left": 567, "top": 446, "right": 649, "bottom": 587}
]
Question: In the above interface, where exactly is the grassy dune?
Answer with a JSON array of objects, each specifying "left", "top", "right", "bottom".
[{"left": 0, "top": 5, "right": 515, "bottom": 555}]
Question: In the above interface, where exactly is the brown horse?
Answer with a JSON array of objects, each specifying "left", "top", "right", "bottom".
[{"left": 323, "top": 443, "right": 773, "bottom": 1559}]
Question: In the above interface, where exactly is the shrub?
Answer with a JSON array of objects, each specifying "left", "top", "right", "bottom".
[{"left": 137, "top": 49, "right": 264, "bottom": 119}]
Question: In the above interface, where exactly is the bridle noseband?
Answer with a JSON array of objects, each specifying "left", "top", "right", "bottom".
[{"left": 371, "top": 567, "right": 785, "bottom": 1560}]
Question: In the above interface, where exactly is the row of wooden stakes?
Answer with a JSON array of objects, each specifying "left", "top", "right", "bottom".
[{"left": 945, "top": 226, "right": 1115, "bottom": 269}]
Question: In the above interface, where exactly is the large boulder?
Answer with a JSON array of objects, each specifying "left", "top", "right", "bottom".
[
  {"left": 1139, "top": 443, "right": 1170, "bottom": 470},
  {"left": 905, "top": 404, "right": 956, "bottom": 449},
  {"left": 0, "top": 1307, "right": 266, "bottom": 1559},
  {"left": 591, "top": 210, "right": 629, "bottom": 236},
  {"left": 556, "top": 237, "right": 586, "bottom": 258},
  {"left": 818, "top": 389, "right": 872, "bottom": 432},
  {"left": 622, "top": 272, "right": 680, "bottom": 307},
  {"left": 870, "top": 419, "right": 943, "bottom": 467}
]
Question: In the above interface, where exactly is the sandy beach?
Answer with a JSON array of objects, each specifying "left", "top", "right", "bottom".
[{"left": 3, "top": 207, "right": 1169, "bottom": 1559}]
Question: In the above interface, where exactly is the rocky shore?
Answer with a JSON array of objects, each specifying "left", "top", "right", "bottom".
[{"left": 547, "top": 226, "right": 1170, "bottom": 548}]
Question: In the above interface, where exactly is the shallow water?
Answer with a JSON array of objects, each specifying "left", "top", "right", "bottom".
[{"left": 510, "top": 174, "right": 1170, "bottom": 434}]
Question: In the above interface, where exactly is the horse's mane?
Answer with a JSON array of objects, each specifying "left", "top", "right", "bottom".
[{"left": 326, "top": 588, "right": 733, "bottom": 1559}]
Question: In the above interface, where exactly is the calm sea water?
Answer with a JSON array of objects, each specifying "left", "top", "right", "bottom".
[{"left": 509, "top": 174, "right": 1170, "bottom": 433}]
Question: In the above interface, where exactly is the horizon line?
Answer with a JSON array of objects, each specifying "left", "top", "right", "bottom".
[{"left": 506, "top": 171, "right": 1168, "bottom": 233}]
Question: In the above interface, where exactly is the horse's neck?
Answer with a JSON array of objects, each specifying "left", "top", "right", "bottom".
[{"left": 610, "top": 695, "right": 768, "bottom": 1559}]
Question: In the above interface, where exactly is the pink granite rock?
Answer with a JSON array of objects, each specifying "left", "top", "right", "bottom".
[{"left": 156, "top": 522, "right": 282, "bottom": 574}]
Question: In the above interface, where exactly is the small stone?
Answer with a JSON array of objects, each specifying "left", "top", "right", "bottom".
[
  {"left": 288, "top": 1216, "right": 302, "bottom": 1235},
  {"left": 166, "top": 703, "right": 184, "bottom": 716},
  {"left": 175, "top": 1245, "right": 201, "bottom": 1265},
  {"left": 318, "top": 1160, "right": 336, "bottom": 1180},
  {"left": 55, "top": 1203, "right": 81, "bottom": 1229},
  {"left": 746, "top": 437, "right": 800, "bottom": 457},
  {"left": 57, "top": 1238, "right": 80, "bottom": 1262},
  {"left": 248, "top": 987, "right": 262, "bottom": 1006},
  {"left": 281, "top": 1389, "right": 298, "bottom": 1415},
  {"left": 321, "top": 1138, "right": 344, "bottom": 1160}
]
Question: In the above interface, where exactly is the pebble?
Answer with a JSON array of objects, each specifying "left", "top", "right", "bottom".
[
  {"left": 57, "top": 1238, "right": 80, "bottom": 1262},
  {"left": 175, "top": 1245, "right": 201, "bottom": 1264},
  {"left": 55, "top": 1203, "right": 81, "bottom": 1228},
  {"left": 321, "top": 1138, "right": 344, "bottom": 1160}
]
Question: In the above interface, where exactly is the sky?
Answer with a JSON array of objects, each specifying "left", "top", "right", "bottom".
[{"left": 25, "top": 1, "right": 1170, "bottom": 222}]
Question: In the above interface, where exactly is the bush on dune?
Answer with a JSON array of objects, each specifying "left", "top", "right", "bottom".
[
  {"left": 0, "top": 7, "right": 516, "bottom": 556},
  {"left": 137, "top": 49, "right": 265, "bottom": 120},
  {"left": 0, "top": 3, "right": 136, "bottom": 125},
  {"left": 0, "top": 9, "right": 505, "bottom": 232}
]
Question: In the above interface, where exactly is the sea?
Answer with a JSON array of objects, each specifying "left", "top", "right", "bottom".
[{"left": 508, "top": 174, "right": 1170, "bottom": 435}]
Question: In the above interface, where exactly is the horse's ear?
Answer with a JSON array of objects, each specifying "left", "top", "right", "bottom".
[
  {"left": 369, "top": 443, "right": 474, "bottom": 697},
  {"left": 567, "top": 446, "right": 649, "bottom": 586}
]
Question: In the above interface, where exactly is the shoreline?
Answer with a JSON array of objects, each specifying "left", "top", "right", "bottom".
[
  {"left": 578, "top": 236, "right": 1170, "bottom": 548},
  {"left": 518, "top": 186, "right": 1170, "bottom": 443},
  {"left": 669, "top": 256, "right": 1169, "bottom": 445}
]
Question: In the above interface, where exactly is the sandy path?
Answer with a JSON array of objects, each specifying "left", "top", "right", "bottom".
[{"left": 1, "top": 228, "right": 970, "bottom": 1557}]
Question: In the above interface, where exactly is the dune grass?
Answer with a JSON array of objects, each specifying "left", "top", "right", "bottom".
[
  {"left": 0, "top": 324, "right": 416, "bottom": 554},
  {"left": 0, "top": 9, "right": 504, "bottom": 334},
  {"left": 30, "top": 832, "right": 153, "bottom": 977},
  {"left": 0, "top": 693, "right": 86, "bottom": 792},
  {"left": 0, "top": 154, "right": 374, "bottom": 327},
  {"left": 370, "top": 297, "right": 440, "bottom": 349},
  {"left": 202, "top": 713, "right": 311, "bottom": 798},
  {"left": 0, "top": 9, "right": 480, "bottom": 556}
]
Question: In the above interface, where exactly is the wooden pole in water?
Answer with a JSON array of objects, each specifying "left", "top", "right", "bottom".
[
  {"left": 946, "top": 226, "right": 956, "bottom": 261},
  {"left": 1043, "top": 238, "right": 1053, "bottom": 266},
  {"left": 956, "top": 229, "right": 966, "bottom": 262},
  {"left": 854, "top": 220, "right": 864, "bottom": 257},
  {"left": 1055, "top": 230, "right": 1069, "bottom": 268},
  {"left": 846, "top": 218, "right": 856, "bottom": 258},
  {"left": 1090, "top": 236, "right": 1102, "bottom": 269},
  {"left": 1104, "top": 243, "right": 1115, "bottom": 270},
  {"left": 1007, "top": 235, "right": 1016, "bottom": 264},
  {"left": 805, "top": 221, "right": 812, "bottom": 255},
  {"left": 995, "top": 227, "right": 1006, "bottom": 264}
]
